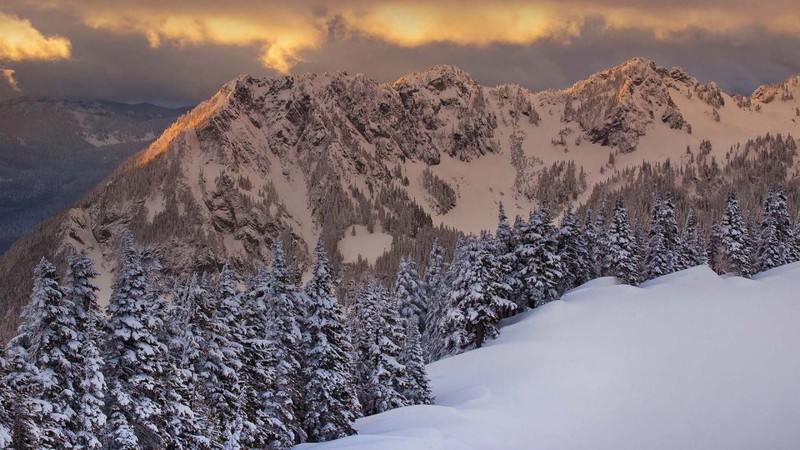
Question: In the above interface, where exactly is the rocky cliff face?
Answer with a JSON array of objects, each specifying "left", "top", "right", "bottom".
[{"left": 1, "top": 58, "right": 798, "bottom": 341}]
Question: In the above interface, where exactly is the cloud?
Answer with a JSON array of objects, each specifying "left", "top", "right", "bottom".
[
  {"left": 0, "top": 10, "right": 71, "bottom": 61},
  {"left": 10, "top": 1, "right": 800, "bottom": 73},
  {"left": 0, "top": 68, "right": 21, "bottom": 91}
]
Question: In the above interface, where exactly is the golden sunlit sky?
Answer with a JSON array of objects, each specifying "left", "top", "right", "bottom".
[{"left": 1, "top": 0, "right": 799, "bottom": 106}]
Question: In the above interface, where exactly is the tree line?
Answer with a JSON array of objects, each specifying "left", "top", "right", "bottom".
[{"left": 2, "top": 185, "right": 797, "bottom": 449}]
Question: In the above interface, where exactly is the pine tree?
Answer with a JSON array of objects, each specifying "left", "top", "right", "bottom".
[
  {"left": 3, "top": 345, "right": 47, "bottom": 449},
  {"left": 443, "top": 234, "right": 515, "bottom": 354},
  {"left": 592, "top": 205, "right": 609, "bottom": 276},
  {"left": 392, "top": 257, "right": 425, "bottom": 328},
  {"left": 302, "top": 241, "right": 361, "bottom": 442},
  {"left": 354, "top": 278, "right": 409, "bottom": 416},
  {"left": 514, "top": 208, "right": 563, "bottom": 308},
  {"left": 264, "top": 242, "right": 306, "bottom": 444},
  {"left": 680, "top": 209, "right": 707, "bottom": 268},
  {"left": 64, "top": 252, "right": 106, "bottom": 450},
  {"left": 241, "top": 268, "right": 296, "bottom": 449},
  {"left": 755, "top": 188, "right": 796, "bottom": 272},
  {"left": 644, "top": 195, "right": 682, "bottom": 280},
  {"left": 708, "top": 220, "right": 723, "bottom": 274},
  {"left": 422, "top": 241, "right": 447, "bottom": 360},
  {"left": 0, "top": 348, "right": 11, "bottom": 448},
  {"left": 162, "top": 279, "right": 213, "bottom": 449},
  {"left": 495, "top": 202, "right": 518, "bottom": 296},
  {"left": 602, "top": 200, "right": 641, "bottom": 285},
  {"left": 719, "top": 193, "right": 753, "bottom": 277},
  {"left": 15, "top": 258, "right": 76, "bottom": 448},
  {"left": 103, "top": 231, "right": 167, "bottom": 448},
  {"left": 399, "top": 318, "right": 434, "bottom": 406},
  {"left": 193, "top": 269, "right": 245, "bottom": 444},
  {"left": 557, "top": 203, "right": 591, "bottom": 293}
]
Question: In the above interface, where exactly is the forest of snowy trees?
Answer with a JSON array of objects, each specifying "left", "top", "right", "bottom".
[{"left": 2, "top": 186, "right": 799, "bottom": 449}]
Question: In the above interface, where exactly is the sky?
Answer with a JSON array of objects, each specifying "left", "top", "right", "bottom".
[{"left": 1, "top": 1, "right": 799, "bottom": 107}]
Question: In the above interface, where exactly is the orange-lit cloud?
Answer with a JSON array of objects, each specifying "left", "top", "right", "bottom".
[
  {"left": 1, "top": 68, "right": 21, "bottom": 91},
  {"left": 6, "top": 0, "right": 800, "bottom": 74},
  {"left": 0, "top": 10, "right": 71, "bottom": 61}
]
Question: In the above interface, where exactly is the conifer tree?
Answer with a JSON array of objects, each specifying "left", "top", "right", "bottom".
[
  {"left": 302, "top": 241, "right": 361, "bottom": 442},
  {"left": 644, "top": 195, "right": 682, "bottom": 280},
  {"left": 557, "top": 203, "right": 591, "bottom": 293},
  {"left": 103, "top": 231, "right": 167, "bottom": 447},
  {"left": 193, "top": 270, "right": 245, "bottom": 444},
  {"left": 3, "top": 345, "right": 47, "bottom": 449},
  {"left": 680, "top": 209, "right": 707, "bottom": 268},
  {"left": 354, "top": 279, "right": 409, "bottom": 416},
  {"left": 64, "top": 252, "right": 106, "bottom": 450},
  {"left": 400, "top": 318, "right": 434, "bottom": 406},
  {"left": 162, "top": 278, "right": 213, "bottom": 449},
  {"left": 602, "top": 200, "right": 641, "bottom": 285},
  {"left": 242, "top": 268, "right": 297, "bottom": 449},
  {"left": 393, "top": 257, "right": 426, "bottom": 327},
  {"left": 264, "top": 242, "right": 306, "bottom": 444},
  {"left": 514, "top": 208, "right": 563, "bottom": 308},
  {"left": 422, "top": 240, "right": 448, "bottom": 360},
  {"left": 592, "top": 206, "right": 609, "bottom": 276},
  {"left": 0, "top": 348, "right": 11, "bottom": 448},
  {"left": 719, "top": 193, "right": 753, "bottom": 277},
  {"left": 755, "top": 188, "right": 796, "bottom": 272},
  {"left": 443, "top": 234, "right": 515, "bottom": 354},
  {"left": 15, "top": 258, "right": 76, "bottom": 448},
  {"left": 495, "top": 202, "right": 518, "bottom": 298}
]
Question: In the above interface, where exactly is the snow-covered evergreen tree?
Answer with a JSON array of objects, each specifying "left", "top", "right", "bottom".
[
  {"left": 354, "top": 278, "right": 409, "bottom": 416},
  {"left": 3, "top": 344, "right": 48, "bottom": 449},
  {"left": 755, "top": 188, "right": 796, "bottom": 272},
  {"left": 264, "top": 242, "right": 306, "bottom": 444},
  {"left": 64, "top": 252, "right": 106, "bottom": 450},
  {"left": 591, "top": 205, "right": 610, "bottom": 276},
  {"left": 422, "top": 241, "right": 448, "bottom": 360},
  {"left": 602, "top": 200, "right": 641, "bottom": 285},
  {"left": 399, "top": 318, "right": 433, "bottom": 406},
  {"left": 241, "top": 267, "right": 297, "bottom": 449},
  {"left": 514, "top": 208, "right": 563, "bottom": 308},
  {"left": 557, "top": 203, "right": 591, "bottom": 293},
  {"left": 719, "top": 193, "right": 753, "bottom": 277},
  {"left": 103, "top": 231, "right": 167, "bottom": 448},
  {"left": 644, "top": 195, "right": 683, "bottom": 280},
  {"left": 392, "top": 257, "right": 425, "bottom": 328},
  {"left": 15, "top": 258, "right": 76, "bottom": 448},
  {"left": 443, "top": 234, "right": 515, "bottom": 354},
  {"left": 302, "top": 241, "right": 361, "bottom": 442},
  {"left": 680, "top": 209, "right": 707, "bottom": 268},
  {"left": 192, "top": 269, "right": 245, "bottom": 444},
  {"left": 162, "top": 278, "right": 213, "bottom": 449},
  {"left": 0, "top": 348, "right": 11, "bottom": 448},
  {"left": 495, "top": 202, "right": 518, "bottom": 301}
]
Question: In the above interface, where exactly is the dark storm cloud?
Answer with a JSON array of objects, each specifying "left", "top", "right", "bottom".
[{"left": 1, "top": 1, "right": 799, "bottom": 105}]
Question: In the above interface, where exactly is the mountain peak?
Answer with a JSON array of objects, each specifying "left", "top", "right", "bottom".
[{"left": 393, "top": 64, "right": 477, "bottom": 89}]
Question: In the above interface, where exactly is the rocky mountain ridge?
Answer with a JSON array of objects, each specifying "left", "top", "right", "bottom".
[{"left": 0, "top": 57, "right": 799, "bottom": 340}]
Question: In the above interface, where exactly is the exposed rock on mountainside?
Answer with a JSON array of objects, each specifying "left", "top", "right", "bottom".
[{"left": 1, "top": 58, "right": 799, "bottom": 341}]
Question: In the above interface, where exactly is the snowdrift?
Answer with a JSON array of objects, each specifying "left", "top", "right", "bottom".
[{"left": 299, "top": 264, "right": 800, "bottom": 449}]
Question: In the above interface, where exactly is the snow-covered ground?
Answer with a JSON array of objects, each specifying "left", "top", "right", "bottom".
[{"left": 299, "top": 264, "right": 800, "bottom": 450}]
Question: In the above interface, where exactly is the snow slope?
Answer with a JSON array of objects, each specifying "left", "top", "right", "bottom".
[{"left": 299, "top": 264, "right": 800, "bottom": 450}]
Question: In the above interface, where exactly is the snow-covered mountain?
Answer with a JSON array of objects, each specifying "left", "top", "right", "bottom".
[
  {"left": 1, "top": 57, "right": 799, "bottom": 340},
  {"left": 299, "top": 264, "right": 800, "bottom": 450},
  {"left": 0, "top": 98, "right": 189, "bottom": 254}
]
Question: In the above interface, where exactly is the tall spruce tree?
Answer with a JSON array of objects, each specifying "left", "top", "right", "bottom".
[
  {"left": 302, "top": 241, "right": 361, "bottom": 442},
  {"left": 644, "top": 195, "right": 683, "bottom": 280},
  {"left": 103, "top": 231, "right": 167, "bottom": 448},
  {"left": 0, "top": 348, "right": 11, "bottom": 448},
  {"left": 422, "top": 241, "right": 448, "bottom": 360},
  {"left": 64, "top": 252, "right": 107, "bottom": 450},
  {"left": 400, "top": 318, "right": 434, "bottom": 406},
  {"left": 680, "top": 209, "right": 707, "bottom": 268},
  {"left": 393, "top": 257, "right": 426, "bottom": 328},
  {"left": 557, "top": 203, "right": 591, "bottom": 293},
  {"left": 602, "top": 200, "right": 641, "bottom": 285},
  {"left": 4, "top": 345, "right": 48, "bottom": 450},
  {"left": 755, "top": 188, "right": 796, "bottom": 272},
  {"left": 514, "top": 208, "right": 563, "bottom": 308},
  {"left": 719, "top": 193, "right": 753, "bottom": 277},
  {"left": 443, "top": 234, "right": 515, "bottom": 354},
  {"left": 264, "top": 242, "right": 306, "bottom": 445},
  {"left": 354, "top": 278, "right": 409, "bottom": 416},
  {"left": 15, "top": 258, "right": 76, "bottom": 448}
]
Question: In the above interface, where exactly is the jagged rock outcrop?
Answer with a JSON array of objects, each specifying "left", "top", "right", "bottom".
[{"left": 1, "top": 58, "right": 799, "bottom": 341}]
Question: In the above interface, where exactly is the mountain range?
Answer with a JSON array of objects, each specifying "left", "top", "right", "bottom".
[
  {"left": 0, "top": 98, "right": 189, "bottom": 253},
  {"left": 1, "top": 57, "right": 799, "bottom": 340}
]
